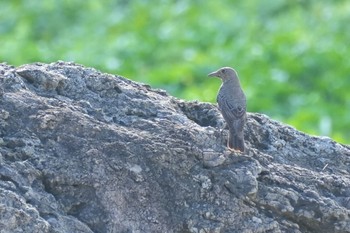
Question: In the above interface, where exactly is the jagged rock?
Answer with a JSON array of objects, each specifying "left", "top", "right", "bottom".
[{"left": 0, "top": 61, "right": 349, "bottom": 233}]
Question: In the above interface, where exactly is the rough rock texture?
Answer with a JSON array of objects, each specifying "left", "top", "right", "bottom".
[{"left": 0, "top": 61, "right": 350, "bottom": 233}]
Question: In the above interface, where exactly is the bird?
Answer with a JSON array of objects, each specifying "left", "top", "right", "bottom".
[{"left": 208, "top": 67, "right": 246, "bottom": 153}]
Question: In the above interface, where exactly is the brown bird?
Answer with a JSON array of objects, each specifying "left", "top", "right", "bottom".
[{"left": 208, "top": 67, "right": 246, "bottom": 152}]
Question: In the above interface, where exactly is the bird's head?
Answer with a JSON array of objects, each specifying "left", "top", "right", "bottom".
[{"left": 208, "top": 67, "right": 238, "bottom": 81}]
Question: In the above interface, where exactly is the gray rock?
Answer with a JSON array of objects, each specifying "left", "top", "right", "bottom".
[{"left": 0, "top": 61, "right": 349, "bottom": 233}]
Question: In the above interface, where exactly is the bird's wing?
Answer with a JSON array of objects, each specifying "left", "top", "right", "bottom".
[
  {"left": 224, "top": 99, "right": 246, "bottom": 118},
  {"left": 220, "top": 98, "right": 246, "bottom": 134},
  {"left": 218, "top": 94, "right": 246, "bottom": 120}
]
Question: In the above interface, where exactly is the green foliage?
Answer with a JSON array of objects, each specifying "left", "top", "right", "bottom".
[{"left": 1, "top": 0, "right": 349, "bottom": 144}]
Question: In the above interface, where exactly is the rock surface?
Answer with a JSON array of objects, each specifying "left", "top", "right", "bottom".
[{"left": 0, "top": 61, "right": 349, "bottom": 233}]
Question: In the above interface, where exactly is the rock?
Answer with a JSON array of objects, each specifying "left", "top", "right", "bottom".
[{"left": 0, "top": 61, "right": 349, "bottom": 233}]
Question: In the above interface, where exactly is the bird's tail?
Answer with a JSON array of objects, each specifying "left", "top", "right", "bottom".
[{"left": 228, "top": 131, "right": 245, "bottom": 153}]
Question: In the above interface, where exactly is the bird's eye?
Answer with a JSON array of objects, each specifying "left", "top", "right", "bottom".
[{"left": 221, "top": 69, "right": 226, "bottom": 74}]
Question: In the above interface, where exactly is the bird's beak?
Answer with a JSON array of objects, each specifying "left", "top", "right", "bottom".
[{"left": 208, "top": 70, "right": 219, "bottom": 78}]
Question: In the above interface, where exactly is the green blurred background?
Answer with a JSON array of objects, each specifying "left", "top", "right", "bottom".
[{"left": 1, "top": 0, "right": 349, "bottom": 144}]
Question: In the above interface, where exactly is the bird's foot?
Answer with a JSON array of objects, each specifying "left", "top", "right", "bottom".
[{"left": 227, "top": 147, "right": 243, "bottom": 154}]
